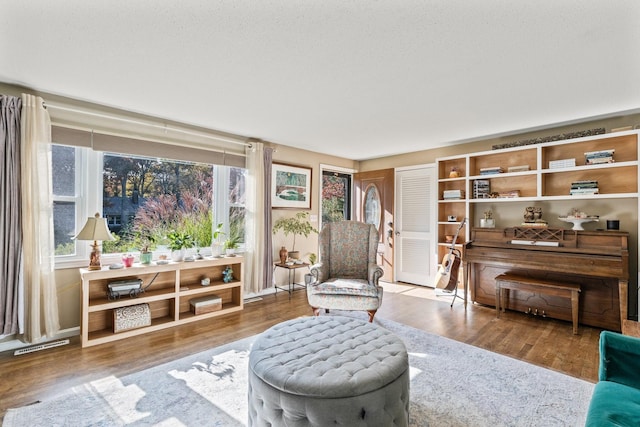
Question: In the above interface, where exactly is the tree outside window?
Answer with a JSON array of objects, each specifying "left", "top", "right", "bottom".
[{"left": 52, "top": 146, "right": 246, "bottom": 259}]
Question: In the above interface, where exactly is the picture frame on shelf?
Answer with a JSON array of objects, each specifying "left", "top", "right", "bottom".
[{"left": 271, "top": 163, "right": 312, "bottom": 209}]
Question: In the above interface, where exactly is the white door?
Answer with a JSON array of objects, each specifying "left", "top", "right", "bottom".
[{"left": 395, "top": 165, "right": 437, "bottom": 286}]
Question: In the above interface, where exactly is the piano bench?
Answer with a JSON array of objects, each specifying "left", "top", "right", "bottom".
[{"left": 495, "top": 273, "right": 581, "bottom": 334}]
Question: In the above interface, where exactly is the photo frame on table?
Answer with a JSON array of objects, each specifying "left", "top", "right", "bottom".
[{"left": 271, "top": 163, "right": 312, "bottom": 209}]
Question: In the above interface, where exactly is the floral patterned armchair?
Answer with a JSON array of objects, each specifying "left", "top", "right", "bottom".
[{"left": 307, "top": 221, "right": 384, "bottom": 322}]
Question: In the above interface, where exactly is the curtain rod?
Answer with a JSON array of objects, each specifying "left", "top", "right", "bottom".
[{"left": 44, "top": 102, "right": 252, "bottom": 148}]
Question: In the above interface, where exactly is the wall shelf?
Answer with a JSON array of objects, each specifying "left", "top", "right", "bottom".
[{"left": 436, "top": 130, "right": 640, "bottom": 268}]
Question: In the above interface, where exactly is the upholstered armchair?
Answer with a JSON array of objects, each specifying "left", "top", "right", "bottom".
[{"left": 307, "top": 221, "right": 384, "bottom": 322}]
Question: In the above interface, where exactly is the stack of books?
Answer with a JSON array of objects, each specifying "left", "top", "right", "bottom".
[
  {"left": 549, "top": 158, "right": 576, "bottom": 169},
  {"left": 479, "top": 166, "right": 504, "bottom": 175},
  {"left": 443, "top": 189, "right": 464, "bottom": 200},
  {"left": 570, "top": 180, "right": 599, "bottom": 195},
  {"left": 473, "top": 180, "right": 490, "bottom": 199},
  {"left": 585, "top": 149, "right": 614, "bottom": 165}
]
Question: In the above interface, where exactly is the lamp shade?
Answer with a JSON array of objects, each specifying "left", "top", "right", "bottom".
[{"left": 74, "top": 213, "right": 115, "bottom": 241}]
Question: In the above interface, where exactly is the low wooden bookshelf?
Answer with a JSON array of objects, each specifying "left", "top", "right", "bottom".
[{"left": 80, "top": 256, "right": 244, "bottom": 347}]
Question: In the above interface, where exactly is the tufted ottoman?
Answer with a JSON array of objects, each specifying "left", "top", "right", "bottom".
[{"left": 248, "top": 315, "right": 409, "bottom": 427}]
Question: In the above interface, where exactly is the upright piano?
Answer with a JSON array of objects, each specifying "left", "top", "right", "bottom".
[{"left": 464, "top": 227, "right": 629, "bottom": 331}]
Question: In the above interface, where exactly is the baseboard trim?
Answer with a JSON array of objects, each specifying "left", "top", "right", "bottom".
[{"left": 0, "top": 327, "right": 80, "bottom": 353}]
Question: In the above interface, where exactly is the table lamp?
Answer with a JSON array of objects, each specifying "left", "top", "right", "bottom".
[{"left": 74, "top": 212, "right": 115, "bottom": 270}]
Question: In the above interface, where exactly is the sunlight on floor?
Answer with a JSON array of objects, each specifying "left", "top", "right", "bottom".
[
  {"left": 88, "top": 376, "right": 150, "bottom": 423},
  {"left": 380, "top": 281, "right": 463, "bottom": 303}
]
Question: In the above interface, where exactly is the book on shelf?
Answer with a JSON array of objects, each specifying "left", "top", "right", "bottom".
[
  {"left": 570, "top": 180, "right": 599, "bottom": 194},
  {"left": 585, "top": 149, "right": 615, "bottom": 165},
  {"left": 570, "top": 189, "right": 599, "bottom": 195},
  {"left": 507, "top": 165, "right": 530, "bottom": 173},
  {"left": 473, "top": 180, "right": 490, "bottom": 199},
  {"left": 479, "top": 166, "right": 504, "bottom": 175},
  {"left": 549, "top": 158, "right": 576, "bottom": 169},
  {"left": 584, "top": 149, "right": 615, "bottom": 157},
  {"left": 443, "top": 189, "right": 464, "bottom": 199}
]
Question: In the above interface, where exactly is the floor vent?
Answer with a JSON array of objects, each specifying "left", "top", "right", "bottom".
[
  {"left": 14, "top": 339, "right": 70, "bottom": 356},
  {"left": 244, "top": 296, "right": 263, "bottom": 304}
]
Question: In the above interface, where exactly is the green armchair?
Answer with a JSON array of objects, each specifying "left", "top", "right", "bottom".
[{"left": 586, "top": 330, "right": 640, "bottom": 426}]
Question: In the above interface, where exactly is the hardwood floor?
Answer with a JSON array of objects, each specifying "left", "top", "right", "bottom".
[{"left": 0, "top": 282, "right": 602, "bottom": 421}]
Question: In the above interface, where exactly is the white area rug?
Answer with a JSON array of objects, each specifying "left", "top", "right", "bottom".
[{"left": 3, "top": 315, "right": 594, "bottom": 426}]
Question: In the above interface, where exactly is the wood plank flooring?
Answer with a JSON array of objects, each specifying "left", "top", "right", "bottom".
[{"left": 0, "top": 282, "right": 602, "bottom": 421}]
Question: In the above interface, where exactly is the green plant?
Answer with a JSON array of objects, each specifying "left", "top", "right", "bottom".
[
  {"left": 213, "top": 223, "right": 225, "bottom": 242},
  {"left": 137, "top": 230, "right": 155, "bottom": 253},
  {"left": 224, "top": 233, "right": 240, "bottom": 250},
  {"left": 272, "top": 212, "right": 318, "bottom": 252},
  {"left": 166, "top": 231, "right": 195, "bottom": 251},
  {"left": 308, "top": 253, "right": 317, "bottom": 265}
]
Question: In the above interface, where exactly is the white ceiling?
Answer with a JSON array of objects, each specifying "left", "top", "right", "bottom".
[{"left": 2, "top": 1, "right": 640, "bottom": 161}]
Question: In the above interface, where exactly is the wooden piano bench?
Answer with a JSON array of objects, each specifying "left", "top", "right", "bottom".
[{"left": 495, "top": 273, "right": 581, "bottom": 334}]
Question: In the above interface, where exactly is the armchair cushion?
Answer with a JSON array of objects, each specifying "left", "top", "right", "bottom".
[{"left": 310, "top": 278, "right": 380, "bottom": 298}]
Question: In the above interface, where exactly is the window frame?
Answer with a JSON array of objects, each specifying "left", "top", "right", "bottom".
[
  {"left": 53, "top": 146, "right": 245, "bottom": 269},
  {"left": 319, "top": 164, "right": 355, "bottom": 231}
]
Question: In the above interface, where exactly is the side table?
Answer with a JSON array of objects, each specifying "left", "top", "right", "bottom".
[{"left": 273, "top": 262, "right": 310, "bottom": 297}]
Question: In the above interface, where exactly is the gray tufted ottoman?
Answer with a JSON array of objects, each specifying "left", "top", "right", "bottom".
[{"left": 248, "top": 316, "right": 409, "bottom": 426}]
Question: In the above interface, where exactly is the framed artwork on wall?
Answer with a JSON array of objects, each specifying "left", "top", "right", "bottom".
[{"left": 271, "top": 163, "right": 312, "bottom": 209}]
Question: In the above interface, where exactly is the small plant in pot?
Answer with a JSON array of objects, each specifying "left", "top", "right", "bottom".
[
  {"left": 138, "top": 232, "right": 155, "bottom": 265},
  {"left": 272, "top": 212, "right": 317, "bottom": 260},
  {"left": 167, "top": 231, "right": 194, "bottom": 262},
  {"left": 223, "top": 233, "right": 240, "bottom": 256}
]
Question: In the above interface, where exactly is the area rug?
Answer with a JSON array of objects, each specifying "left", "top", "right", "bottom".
[{"left": 3, "top": 315, "right": 594, "bottom": 427}]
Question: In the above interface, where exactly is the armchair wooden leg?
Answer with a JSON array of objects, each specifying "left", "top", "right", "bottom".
[
  {"left": 312, "top": 307, "right": 321, "bottom": 317},
  {"left": 367, "top": 310, "right": 377, "bottom": 322}
]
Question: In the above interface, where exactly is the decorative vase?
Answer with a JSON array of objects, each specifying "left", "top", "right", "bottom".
[
  {"left": 140, "top": 252, "right": 153, "bottom": 265},
  {"left": 279, "top": 246, "right": 288, "bottom": 263},
  {"left": 480, "top": 219, "right": 495, "bottom": 228},
  {"left": 212, "top": 242, "right": 223, "bottom": 258}
]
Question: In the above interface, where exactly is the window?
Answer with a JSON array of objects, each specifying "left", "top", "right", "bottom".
[
  {"left": 321, "top": 169, "right": 352, "bottom": 228},
  {"left": 52, "top": 144, "right": 83, "bottom": 257},
  {"left": 52, "top": 145, "right": 246, "bottom": 267}
]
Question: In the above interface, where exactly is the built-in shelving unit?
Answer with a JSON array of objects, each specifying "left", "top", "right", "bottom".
[
  {"left": 436, "top": 130, "right": 640, "bottom": 266},
  {"left": 80, "top": 256, "right": 244, "bottom": 347}
]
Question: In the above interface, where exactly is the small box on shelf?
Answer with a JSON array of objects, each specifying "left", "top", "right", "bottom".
[
  {"left": 190, "top": 294, "right": 222, "bottom": 315},
  {"left": 113, "top": 303, "right": 151, "bottom": 333}
]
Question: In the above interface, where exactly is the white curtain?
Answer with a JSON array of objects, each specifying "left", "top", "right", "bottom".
[
  {"left": 20, "top": 93, "right": 60, "bottom": 342},
  {"left": 244, "top": 141, "right": 273, "bottom": 294}
]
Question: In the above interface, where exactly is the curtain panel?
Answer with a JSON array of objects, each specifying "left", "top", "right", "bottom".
[
  {"left": 0, "top": 95, "right": 22, "bottom": 337},
  {"left": 21, "top": 94, "right": 60, "bottom": 342},
  {"left": 244, "top": 142, "right": 273, "bottom": 294}
]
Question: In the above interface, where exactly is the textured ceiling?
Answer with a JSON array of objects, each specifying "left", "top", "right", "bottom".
[{"left": 2, "top": 1, "right": 639, "bottom": 160}]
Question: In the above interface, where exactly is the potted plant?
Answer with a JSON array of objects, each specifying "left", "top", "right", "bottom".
[
  {"left": 272, "top": 212, "right": 318, "bottom": 259},
  {"left": 223, "top": 233, "right": 240, "bottom": 256},
  {"left": 167, "top": 231, "right": 194, "bottom": 262},
  {"left": 138, "top": 232, "right": 155, "bottom": 265}
]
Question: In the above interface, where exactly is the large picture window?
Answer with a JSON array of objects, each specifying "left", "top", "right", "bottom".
[{"left": 52, "top": 144, "right": 246, "bottom": 266}]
